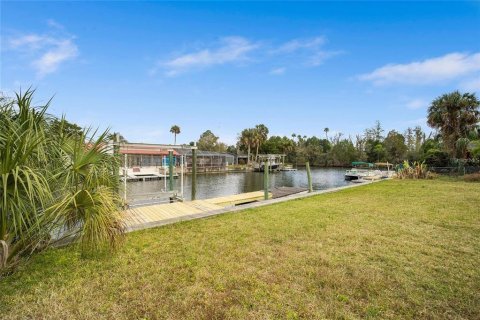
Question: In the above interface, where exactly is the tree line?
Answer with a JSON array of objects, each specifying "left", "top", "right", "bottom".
[{"left": 192, "top": 91, "right": 480, "bottom": 167}]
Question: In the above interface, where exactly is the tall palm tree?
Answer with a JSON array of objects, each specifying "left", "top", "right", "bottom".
[
  {"left": 427, "top": 91, "right": 480, "bottom": 156},
  {"left": 240, "top": 129, "right": 254, "bottom": 164},
  {"left": 324, "top": 127, "right": 329, "bottom": 140},
  {"left": 170, "top": 125, "right": 181, "bottom": 145},
  {"left": 254, "top": 124, "right": 269, "bottom": 160}
]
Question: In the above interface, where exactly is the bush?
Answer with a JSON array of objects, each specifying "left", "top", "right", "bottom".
[
  {"left": 423, "top": 149, "right": 450, "bottom": 167},
  {"left": 464, "top": 173, "right": 480, "bottom": 182},
  {"left": 396, "top": 161, "right": 433, "bottom": 179}
]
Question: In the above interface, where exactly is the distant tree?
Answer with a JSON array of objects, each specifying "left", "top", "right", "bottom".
[
  {"left": 239, "top": 128, "right": 255, "bottom": 164},
  {"left": 355, "top": 134, "right": 367, "bottom": 161},
  {"left": 384, "top": 130, "right": 407, "bottom": 164},
  {"left": 331, "top": 132, "right": 343, "bottom": 145},
  {"left": 404, "top": 127, "right": 415, "bottom": 151},
  {"left": 170, "top": 125, "right": 181, "bottom": 145},
  {"left": 365, "top": 120, "right": 384, "bottom": 141},
  {"left": 324, "top": 127, "right": 329, "bottom": 140},
  {"left": 331, "top": 139, "right": 357, "bottom": 166},
  {"left": 253, "top": 124, "right": 269, "bottom": 160},
  {"left": 424, "top": 149, "right": 450, "bottom": 167},
  {"left": 226, "top": 145, "right": 237, "bottom": 154},
  {"left": 365, "top": 139, "right": 386, "bottom": 163},
  {"left": 413, "top": 126, "right": 425, "bottom": 152},
  {"left": 50, "top": 118, "right": 83, "bottom": 139},
  {"left": 427, "top": 91, "right": 480, "bottom": 157},
  {"left": 197, "top": 130, "right": 220, "bottom": 151}
]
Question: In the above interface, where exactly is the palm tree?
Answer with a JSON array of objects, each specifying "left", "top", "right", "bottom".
[
  {"left": 0, "top": 90, "right": 52, "bottom": 269},
  {"left": 427, "top": 91, "right": 480, "bottom": 156},
  {"left": 170, "top": 125, "right": 181, "bottom": 145},
  {"left": 254, "top": 124, "right": 269, "bottom": 160},
  {"left": 240, "top": 128, "right": 254, "bottom": 164},
  {"left": 1, "top": 90, "right": 125, "bottom": 271},
  {"left": 324, "top": 127, "right": 329, "bottom": 140}
]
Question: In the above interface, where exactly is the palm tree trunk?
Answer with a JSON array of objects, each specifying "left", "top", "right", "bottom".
[
  {"left": 174, "top": 134, "right": 177, "bottom": 145},
  {"left": 256, "top": 144, "right": 259, "bottom": 161},
  {"left": 247, "top": 145, "right": 251, "bottom": 164}
]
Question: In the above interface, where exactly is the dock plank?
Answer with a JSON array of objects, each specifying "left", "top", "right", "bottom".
[
  {"left": 271, "top": 187, "right": 308, "bottom": 199},
  {"left": 126, "top": 191, "right": 270, "bottom": 229}
]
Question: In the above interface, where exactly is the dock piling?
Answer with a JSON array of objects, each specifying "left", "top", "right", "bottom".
[
  {"left": 168, "top": 150, "right": 174, "bottom": 191},
  {"left": 192, "top": 145, "right": 197, "bottom": 200},
  {"left": 264, "top": 160, "right": 269, "bottom": 200},
  {"left": 306, "top": 161, "right": 313, "bottom": 193}
]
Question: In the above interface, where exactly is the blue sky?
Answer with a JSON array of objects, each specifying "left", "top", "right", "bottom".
[{"left": 1, "top": 1, "right": 480, "bottom": 145}]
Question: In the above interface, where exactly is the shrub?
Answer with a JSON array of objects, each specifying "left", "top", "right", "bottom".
[
  {"left": 1, "top": 90, "right": 124, "bottom": 274},
  {"left": 396, "top": 161, "right": 433, "bottom": 179},
  {"left": 464, "top": 173, "right": 480, "bottom": 182}
]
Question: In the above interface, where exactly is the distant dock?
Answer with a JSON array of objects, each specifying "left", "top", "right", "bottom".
[{"left": 123, "top": 173, "right": 179, "bottom": 182}]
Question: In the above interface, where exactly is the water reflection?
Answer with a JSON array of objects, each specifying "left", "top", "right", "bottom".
[{"left": 126, "top": 168, "right": 348, "bottom": 202}]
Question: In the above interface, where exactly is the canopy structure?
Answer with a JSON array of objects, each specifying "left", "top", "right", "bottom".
[
  {"left": 351, "top": 161, "right": 374, "bottom": 167},
  {"left": 375, "top": 162, "right": 393, "bottom": 168}
]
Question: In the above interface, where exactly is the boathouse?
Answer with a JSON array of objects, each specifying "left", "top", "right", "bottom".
[{"left": 119, "top": 142, "right": 235, "bottom": 174}]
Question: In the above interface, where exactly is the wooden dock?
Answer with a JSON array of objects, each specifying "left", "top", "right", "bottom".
[
  {"left": 125, "top": 191, "right": 265, "bottom": 230},
  {"left": 271, "top": 187, "right": 308, "bottom": 198}
]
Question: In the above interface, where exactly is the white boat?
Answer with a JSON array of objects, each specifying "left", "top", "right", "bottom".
[
  {"left": 345, "top": 162, "right": 395, "bottom": 181},
  {"left": 345, "top": 162, "right": 375, "bottom": 180}
]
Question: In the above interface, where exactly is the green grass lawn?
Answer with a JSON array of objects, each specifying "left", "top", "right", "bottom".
[{"left": 1, "top": 179, "right": 479, "bottom": 319}]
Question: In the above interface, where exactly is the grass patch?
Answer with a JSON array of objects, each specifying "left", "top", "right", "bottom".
[{"left": 1, "top": 180, "right": 479, "bottom": 319}]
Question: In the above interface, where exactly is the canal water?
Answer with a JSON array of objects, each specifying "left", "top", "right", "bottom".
[{"left": 126, "top": 168, "right": 349, "bottom": 203}]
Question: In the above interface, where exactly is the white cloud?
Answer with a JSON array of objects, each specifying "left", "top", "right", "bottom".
[
  {"left": 406, "top": 98, "right": 427, "bottom": 110},
  {"left": 270, "top": 67, "right": 286, "bottom": 75},
  {"left": 308, "top": 50, "right": 344, "bottom": 66},
  {"left": 359, "top": 52, "right": 480, "bottom": 85},
  {"left": 32, "top": 39, "right": 78, "bottom": 76},
  {"left": 274, "top": 36, "right": 342, "bottom": 67},
  {"left": 276, "top": 36, "right": 326, "bottom": 53},
  {"left": 46, "top": 19, "right": 64, "bottom": 30},
  {"left": 6, "top": 22, "right": 78, "bottom": 77},
  {"left": 154, "top": 35, "right": 342, "bottom": 76},
  {"left": 159, "top": 36, "right": 258, "bottom": 76},
  {"left": 8, "top": 34, "right": 45, "bottom": 50}
]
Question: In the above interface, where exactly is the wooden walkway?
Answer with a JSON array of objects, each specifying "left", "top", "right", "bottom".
[
  {"left": 271, "top": 187, "right": 308, "bottom": 198},
  {"left": 125, "top": 191, "right": 265, "bottom": 230}
]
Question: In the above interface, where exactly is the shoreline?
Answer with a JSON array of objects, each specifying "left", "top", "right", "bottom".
[{"left": 126, "top": 178, "right": 387, "bottom": 233}]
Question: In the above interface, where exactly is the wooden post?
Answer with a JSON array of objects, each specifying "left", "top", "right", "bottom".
[
  {"left": 168, "top": 150, "right": 174, "bottom": 191},
  {"left": 163, "top": 156, "right": 167, "bottom": 191},
  {"left": 264, "top": 160, "right": 269, "bottom": 200},
  {"left": 306, "top": 161, "right": 313, "bottom": 193},
  {"left": 191, "top": 145, "right": 197, "bottom": 200},
  {"left": 123, "top": 153, "right": 127, "bottom": 204},
  {"left": 180, "top": 155, "right": 184, "bottom": 199},
  {"left": 113, "top": 132, "right": 120, "bottom": 194}
]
